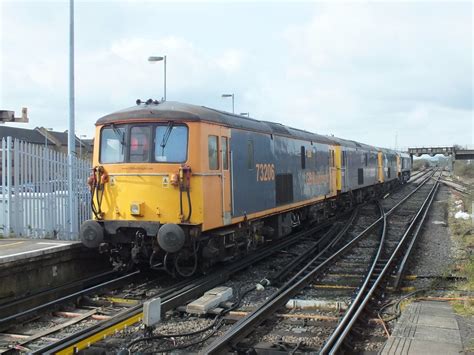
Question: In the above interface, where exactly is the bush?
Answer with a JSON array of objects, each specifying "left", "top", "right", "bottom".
[
  {"left": 413, "top": 159, "right": 430, "bottom": 170},
  {"left": 454, "top": 161, "right": 474, "bottom": 178}
]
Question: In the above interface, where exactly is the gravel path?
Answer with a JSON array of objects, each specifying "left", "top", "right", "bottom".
[{"left": 404, "top": 185, "right": 453, "bottom": 289}]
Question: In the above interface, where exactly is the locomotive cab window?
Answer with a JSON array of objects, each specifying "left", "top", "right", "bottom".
[
  {"left": 100, "top": 126, "right": 126, "bottom": 163},
  {"left": 130, "top": 126, "right": 151, "bottom": 162},
  {"left": 155, "top": 125, "right": 188, "bottom": 163},
  {"left": 208, "top": 135, "right": 219, "bottom": 170}
]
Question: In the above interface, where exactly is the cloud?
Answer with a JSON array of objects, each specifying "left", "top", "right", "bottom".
[
  {"left": 242, "top": 2, "right": 473, "bottom": 147},
  {"left": 215, "top": 49, "right": 245, "bottom": 73},
  {"left": 0, "top": 1, "right": 472, "bottom": 149}
]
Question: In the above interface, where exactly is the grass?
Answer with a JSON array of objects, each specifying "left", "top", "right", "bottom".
[
  {"left": 454, "top": 161, "right": 474, "bottom": 179},
  {"left": 448, "top": 192, "right": 474, "bottom": 316}
]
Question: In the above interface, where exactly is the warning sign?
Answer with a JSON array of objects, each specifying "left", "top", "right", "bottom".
[{"left": 162, "top": 176, "right": 170, "bottom": 188}]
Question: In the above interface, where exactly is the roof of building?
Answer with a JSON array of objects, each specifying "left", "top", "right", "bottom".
[
  {"left": 0, "top": 126, "right": 47, "bottom": 144},
  {"left": 48, "top": 130, "right": 69, "bottom": 146},
  {"left": 0, "top": 126, "right": 92, "bottom": 152}
]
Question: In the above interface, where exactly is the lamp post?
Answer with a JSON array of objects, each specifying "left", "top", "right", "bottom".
[
  {"left": 148, "top": 55, "right": 167, "bottom": 101},
  {"left": 44, "top": 127, "right": 53, "bottom": 149},
  {"left": 79, "top": 134, "right": 87, "bottom": 158},
  {"left": 221, "top": 93, "right": 234, "bottom": 114},
  {"left": 68, "top": 0, "right": 76, "bottom": 236},
  {"left": 240, "top": 112, "right": 249, "bottom": 117}
]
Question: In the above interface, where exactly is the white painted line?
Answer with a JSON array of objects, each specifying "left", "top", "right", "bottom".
[
  {"left": 37, "top": 242, "right": 68, "bottom": 246},
  {"left": 0, "top": 241, "right": 25, "bottom": 248},
  {"left": 0, "top": 245, "right": 68, "bottom": 260}
]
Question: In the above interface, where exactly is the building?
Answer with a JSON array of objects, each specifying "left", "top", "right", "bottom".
[{"left": 0, "top": 126, "right": 92, "bottom": 160}]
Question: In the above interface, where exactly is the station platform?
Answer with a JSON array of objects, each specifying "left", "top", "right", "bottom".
[
  {"left": 0, "top": 238, "right": 110, "bottom": 305},
  {"left": 0, "top": 238, "right": 81, "bottom": 264},
  {"left": 380, "top": 300, "right": 463, "bottom": 355}
]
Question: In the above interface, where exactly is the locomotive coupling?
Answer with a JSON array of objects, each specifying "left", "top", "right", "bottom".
[
  {"left": 157, "top": 223, "right": 186, "bottom": 253},
  {"left": 80, "top": 220, "right": 104, "bottom": 248}
]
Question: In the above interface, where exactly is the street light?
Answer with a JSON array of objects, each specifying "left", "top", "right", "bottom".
[
  {"left": 240, "top": 112, "right": 249, "bottom": 117},
  {"left": 221, "top": 93, "right": 234, "bottom": 114},
  {"left": 79, "top": 134, "right": 87, "bottom": 158},
  {"left": 44, "top": 128, "right": 53, "bottom": 149},
  {"left": 148, "top": 55, "right": 167, "bottom": 101}
]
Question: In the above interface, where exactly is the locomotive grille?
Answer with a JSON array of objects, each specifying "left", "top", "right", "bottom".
[
  {"left": 275, "top": 173, "right": 294, "bottom": 205},
  {"left": 358, "top": 168, "right": 364, "bottom": 185}
]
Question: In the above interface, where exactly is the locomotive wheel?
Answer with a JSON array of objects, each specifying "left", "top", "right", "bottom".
[{"left": 173, "top": 249, "right": 198, "bottom": 278}]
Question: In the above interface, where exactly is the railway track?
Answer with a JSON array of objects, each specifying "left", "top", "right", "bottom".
[
  {"left": 0, "top": 270, "right": 139, "bottom": 328},
  {"left": 0, "top": 173, "right": 437, "bottom": 354},
  {"left": 202, "top": 170, "right": 440, "bottom": 354},
  {"left": 0, "top": 212, "right": 348, "bottom": 354}
]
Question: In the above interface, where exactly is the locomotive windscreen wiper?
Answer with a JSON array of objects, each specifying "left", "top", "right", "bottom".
[
  {"left": 160, "top": 121, "right": 174, "bottom": 155},
  {"left": 111, "top": 124, "right": 126, "bottom": 153}
]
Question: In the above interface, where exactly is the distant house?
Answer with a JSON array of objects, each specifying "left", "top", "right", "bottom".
[{"left": 0, "top": 126, "right": 93, "bottom": 160}]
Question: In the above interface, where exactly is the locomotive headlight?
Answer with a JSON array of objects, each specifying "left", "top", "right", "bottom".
[{"left": 130, "top": 202, "right": 143, "bottom": 216}]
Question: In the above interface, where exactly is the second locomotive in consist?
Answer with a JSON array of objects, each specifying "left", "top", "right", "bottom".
[{"left": 81, "top": 100, "right": 411, "bottom": 276}]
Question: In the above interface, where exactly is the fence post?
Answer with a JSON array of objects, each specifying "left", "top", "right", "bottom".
[
  {"left": 6, "top": 137, "right": 12, "bottom": 236},
  {"left": 1, "top": 138, "right": 6, "bottom": 236},
  {"left": 0, "top": 138, "right": 91, "bottom": 240}
]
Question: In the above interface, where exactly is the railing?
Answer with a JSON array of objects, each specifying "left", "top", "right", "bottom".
[{"left": 0, "top": 137, "right": 91, "bottom": 240}]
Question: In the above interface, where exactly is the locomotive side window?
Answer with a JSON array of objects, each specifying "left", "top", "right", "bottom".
[
  {"left": 301, "top": 146, "right": 306, "bottom": 169},
  {"left": 155, "top": 125, "right": 188, "bottom": 163},
  {"left": 100, "top": 126, "right": 126, "bottom": 163},
  {"left": 222, "top": 137, "right": 229, "bottom": 170},
  {"left": 313, "top": 147, "right": 317, "bottom": 168},
  {"left": 247, "top": 140, "right": 254, "bottom": 170},
  {"left": 208, "top": 135, "right": 219, "bottom": 170},
  {"left": 130, "top": 126, "right": 151, "bottom": 162}
]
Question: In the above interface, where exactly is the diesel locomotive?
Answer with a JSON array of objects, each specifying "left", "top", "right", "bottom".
[{"left": 80, "top": 100, "right": 411, "bottom": 276}]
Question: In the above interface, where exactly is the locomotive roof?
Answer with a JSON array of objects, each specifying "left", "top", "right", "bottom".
[
  {"left": 96, "top": 100, "right": 394, "bottom": 153},
  {"left": 328, "top": 137, "right": 378, "bottom": 151},
  {"left": 97, "top": 101, "right": 336, "bottom": 145}
]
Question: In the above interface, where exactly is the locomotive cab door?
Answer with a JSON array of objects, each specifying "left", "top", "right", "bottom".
[
  {"left": 341, "top": 150, "right": 347, "bottom": 191},
  {"left": 221, "top": 134, "right": 232, "bottom": 225},
  {"left": 204, "top": 126, "right": 232, "bottom": 230},
  {"left": 329, "top": 148, "right": 337, "bottom": 195}
]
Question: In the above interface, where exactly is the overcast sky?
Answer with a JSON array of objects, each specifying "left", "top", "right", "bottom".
[{"left": 1, "top": 1, "right": 472, "bottom": 149}]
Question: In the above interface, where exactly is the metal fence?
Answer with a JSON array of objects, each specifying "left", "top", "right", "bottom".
[{"left": 0, "top": 137, "right": 91, "bottom": 240}]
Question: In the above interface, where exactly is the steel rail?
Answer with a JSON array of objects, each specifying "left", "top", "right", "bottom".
[
  {"left": 0, "top": 269, "right": 116, "bottom": 319},
  {"left": 439, "top": 178, "right": 470, "bottom": 195},
  {"left": 0, "top": 270, "right": 140, "bottom": 328},
  {"left": 202, "top": 208, "right": 363, "bottom": 354},
  {"left": 321, "top": 173, "right": 441, "bottom": 354},
  {"left": 391, "top": 176, "right": 441, "bottom": 289},
  {"left": 203, "top": 171, "right": 436, "bottom": 354},
  {"left": 31, "top": 217, "right": 335, "bottom": 355},
  {"left": 270, "top": 221, "right": 349, "bottom": 285}
]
